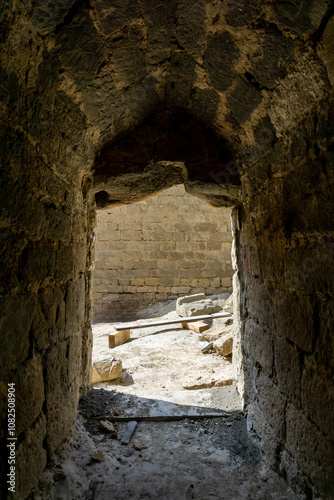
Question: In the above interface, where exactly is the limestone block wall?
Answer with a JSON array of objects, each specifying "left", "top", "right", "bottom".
[{"left": 93, "top": 185, "right": 233, "bottom": 321}]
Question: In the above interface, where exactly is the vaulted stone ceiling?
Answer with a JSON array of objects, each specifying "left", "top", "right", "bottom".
[{"left": 1, "top": 0, "right": 333, "bottom": 207}]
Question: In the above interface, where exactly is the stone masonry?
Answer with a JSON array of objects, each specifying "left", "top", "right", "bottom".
[
  {"left": 1, "top": 1, "right": 334, "bottom": 498},
  {"left": 93, "top": 185, "right": 233, "bottom": 321}
]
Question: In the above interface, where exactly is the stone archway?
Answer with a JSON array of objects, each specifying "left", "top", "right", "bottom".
[
  {"left": 1, "top": 0, "right": 334, "bottom": 497},
  {"left": 92, "top": 109, "right": 242, "bottom": 209}
]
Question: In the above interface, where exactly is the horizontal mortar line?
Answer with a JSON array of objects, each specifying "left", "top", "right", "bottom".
[{"left": 114, "top": 312, "right": 232, "bottom": 330}]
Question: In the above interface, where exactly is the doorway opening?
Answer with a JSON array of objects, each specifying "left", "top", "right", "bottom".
[{"left": 91, "top": 183, "right": 237, "bottom": 409}]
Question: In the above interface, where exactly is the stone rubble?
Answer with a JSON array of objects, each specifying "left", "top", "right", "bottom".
[
  {"left": 92, "top": 355, "right": 122, "bottom": 384},
  {"left": 176, "top": 292, "right": 231, "bottom": 317}
]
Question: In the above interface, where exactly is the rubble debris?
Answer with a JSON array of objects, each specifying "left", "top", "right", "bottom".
[
  {"left": 89, "top": 452, "right": 105, "bottom": 463},
  {"left": 176, "top": 294, "right": 223, "bottom": 317},
  {"left": 183, "top": 370, "right": 234, "bottom": 390},
  {"left": 92, "top": 356, "right": 123, "bottom": 384},
  {"left": 213, "top": 333, "right": 234, "bottom": 356},
  {"left": 99, "top": 420, "right": 118, "bottom": 438},
  {"left": 199, "top": 324, "right": 234, "bottom": 342}
]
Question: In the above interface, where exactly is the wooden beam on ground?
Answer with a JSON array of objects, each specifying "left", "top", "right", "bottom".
[
  {"left": 120, "top": 421, "right": 137, "bottom": 445},
  {"left": 179, "top": 321, "right": 211, "bottom": 333},
  {"left": 85, "top": 413, "right": 230, "bottom": 422},
  {"left": 114, "top": 312, "right": 231, "bottom": 331},
  {"left": 108, "top": 329, "right": 131, "bottom": 348}
]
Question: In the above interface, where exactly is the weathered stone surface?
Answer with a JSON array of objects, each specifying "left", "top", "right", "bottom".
[
  {"left": 31, "top": 0, "right": 76, "bottom": 36},
  {"left": 31, "top": 287, "right": 66, "bottom": 351},
  {"left": 189, "top": 87, "right": 220, "bottom": 127},
  {"left": 227, "top": 77, "right": 262, "bottom": 125},
  {"left": 94, "top": 0, "right": 140, "bottom": 36},
  {"left": 0, "top": 295, "right": 35, "bottom": 377},
  {"left": 176, "top": 0, "right": 206, "bottom": 55},
  {"left": 177, "top": 293, "right": 206, "bottom": 306},
  {"left": 176, "top": 297, "right": 222, "bottom": 317},
  {"left": 112, "top": 25, "right": 148, "bottom": 85},
  {"left": 274, "top": 335, "right": 302, "bottom": 406},
  {"left": 56, "top": 8, "right": 104, "bottom": 88},
  {"left": 213, "top": 333, "right": 233, "bottom": 357},
  {"left": 301, "top": 361, "right": 334, "bottom": 440},
  {"left": 92, "top": 356, "right": 123, "bottom": 384},
  {"left": 183, "top": 364, "right": 234, "bottom": 390},
  {"left": 204, "top": 31, "right": 239, "bottom": 92},
  {"left": 199, "top": 324, "right": 234, "bottom": 343},
  {"left": 273, "top": 0, "right": 328, "bottom": 37},
  {"left": 250, "top": 26, "right": 294, "bottom": 90},
  {"left": 44, "top": 340, "right": 80, "bottom": 455},
  {"left": 318, "top": 16, "right": 334, "bottom": 86},
  {"left": 14, "top": 355, "right": 45, "bottom": 436},
  {"left": 16, "top": 414, "right": 47, "bottom": 500},
  {"left": 165, "top": 52, "right": 197, "bottom": 110},
  {"left": 243, "top": 319, "right": 273, "bottom": 376},
  {"left": 255, "top": 372, "right": 286, "bottom": 441},
  {"left": 273, "top": 292, "right": 314, "bottom": 353},
  {"left": 285, "top": 403, "right": 334, "bottom": 496},
  {"left": 225, "top": 0, "right": 263, "bottom": 28},
  {"left": 1, "top": 1, "right": 333, "bottom": 497}
]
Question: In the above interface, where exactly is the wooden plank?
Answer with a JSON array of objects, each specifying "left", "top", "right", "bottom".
[
  {"left": 85, "top": 413, "right": 230, "bottom": 422},
  {"left": 114, "top": 312, "right": 231, "bottom": 331},
  {"left": 108, "top": 329, "right": 130, "bottom": 348},
  {"left": 180, "top": 321, "right": 211, "bottom": 333},
  {"left": 120, "top": 421, "right": 137, "bottom": 445}
]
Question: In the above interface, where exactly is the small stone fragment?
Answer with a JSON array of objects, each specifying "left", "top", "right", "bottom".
[
  {"left": 89, "top": 451, "right": 105, "bottom": 463},
  {"left": 213, "top": 334, "right": 233, "bottom": 356},
  {"left": 99, "top": 420, "right": 118, "bottom": 438}
]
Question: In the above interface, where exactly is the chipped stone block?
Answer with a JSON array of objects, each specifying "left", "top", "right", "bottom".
[
  {"left": 213, "top": 333, "right": 233, "bottom": 356},
  {"left": 176, "top": 295, "right": 222, "bottom": 317},
  {"left": 200, "top": 324, "right": 234, "bottom": 343},
  {"left": 92, "top": 356, "right": 122, "bottom": 384}
]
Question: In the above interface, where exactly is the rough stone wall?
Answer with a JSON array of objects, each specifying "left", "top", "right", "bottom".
[
  {"left": 93, "top": 185, "right": 232, "bottom": 321},
  {"left": 0, "top": 4, "right": 96, "bottom": 498},
  {"left": 237, "top": 100, "right": 334, "bottom": 497},
  {"left": 1, "top": 1, "right": 334, "bottom": 498}
]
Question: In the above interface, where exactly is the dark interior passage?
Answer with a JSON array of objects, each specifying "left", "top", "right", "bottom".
[{"left": 1, "top": 1, "right": 334, "bottom": 498}]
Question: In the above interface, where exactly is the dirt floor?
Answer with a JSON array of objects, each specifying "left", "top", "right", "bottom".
[{"left": 30, "top": 300, "right": 303, "bottom": 500}]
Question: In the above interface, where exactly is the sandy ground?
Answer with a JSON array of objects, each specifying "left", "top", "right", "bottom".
[{"left": 30, "top": 301, "right": 302, "bottom": 500}]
